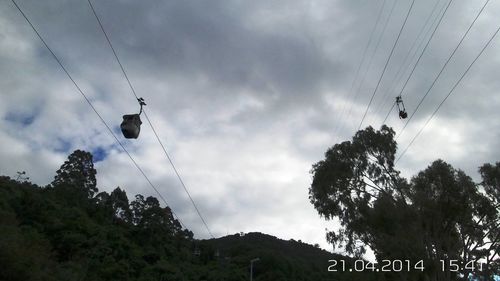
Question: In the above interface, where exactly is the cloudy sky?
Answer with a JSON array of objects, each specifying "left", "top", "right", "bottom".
[{"left": 1, "top": 0, "right": 499, "bottom": 254}]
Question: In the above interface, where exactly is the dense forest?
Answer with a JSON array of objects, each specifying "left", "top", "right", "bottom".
[{"left": 0, "top": 149, "right": 376, "bottom": 281}]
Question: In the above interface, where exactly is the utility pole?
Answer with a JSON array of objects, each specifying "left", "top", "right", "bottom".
[{"left": 250, "top": 257, "right": 260, "bottom": 281}]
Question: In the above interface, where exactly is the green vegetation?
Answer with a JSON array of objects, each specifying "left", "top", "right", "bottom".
[
  {"left": 0, "top": 149, "right": 374, "bottom": 281},
  {"left": 309, "top": 125, "right": 499, "bottom": 280},
  {"left": 200, "top": 232, "right": 378, "bottom": 281},
  {"left": 2, "top": 125, "right": 498, "bottom": 281}
]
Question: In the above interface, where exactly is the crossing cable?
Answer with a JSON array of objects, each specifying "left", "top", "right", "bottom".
[
  {"left": 332, "top": 0, "right": 387, "bottom": 138},
  {"left": 341, "top": 0, "right": 398, "bottom": 134},
  {"left": 395, "top": 0, "right": 491, "bottom": 141},
  {"left": 380, "top": 0, "right": 454, "bottom": 125},
  {"left": 357, "top": 0, "right": 416, "bottom": 131},
  {"left": 86, "top": 0, "right": 215, "bottom": 238},
  {"left": 396, "top": 26, "right": 499, "bottom": 163},
  {"left": 372, "top": 0, "right": 444, "bottom": 122},
  {"left": 9, "top": 0, "right": 187, "bottom": 230}
]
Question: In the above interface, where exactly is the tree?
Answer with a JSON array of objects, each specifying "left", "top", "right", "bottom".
[
  {"left": 409, "top": 160, "right": 480, "bottom": 280},
  {"left": 4, "top": 148, "right": 379, "bottom": 281},
  {"left": 309, "top": 125, "right": 406, "bottom": 256},
  {"left": 52, "top": 150, "right": 97, "bottom": 199},
  {"left": 94, "top": 187, "right": 132, "bottom": 224},
  {"left": 309, "top": 126, "right": 499, "bottom": 280},
  {"left": 477, "top": 163, "right": 500, "bottom": 278},
  {"left": 130, "top": 195, "right": 185, "bottom": 245}
]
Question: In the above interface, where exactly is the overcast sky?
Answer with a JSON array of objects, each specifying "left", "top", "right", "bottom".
[{"left": 1, "top": 0, "right": 499, "bottom": 255}]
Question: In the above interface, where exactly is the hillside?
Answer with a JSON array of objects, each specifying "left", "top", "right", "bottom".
[
  {"left": 0, "top": 150, "right": 379, "bottom": 281},
  {"left": 200, "top": 232, "right": 378, "bottom": 280},
  {"left": 0, "top": 175, "right": 379, "bottom": 281}
]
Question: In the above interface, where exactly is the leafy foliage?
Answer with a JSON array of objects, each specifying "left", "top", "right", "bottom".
[
  {"left": 1, "top": 149, "right": 376, "bottom": 281},
  {"left": 52, "top": 149, "right": 97, "bottom": 200},
  {"left": 201, "top": 232, "right": 379, "bottom": 281},
  {"left": 309, "top": 126, "right": 499, "bottom": 280}
]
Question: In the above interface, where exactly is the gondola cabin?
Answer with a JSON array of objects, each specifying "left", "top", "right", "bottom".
[
  {"left": 396, "top": 95, "right": 408, "bottom": 119},
  {"left": 121, "top": 114, "right": 142, "bottom": 139},
  {"left": 121, "top": 97, "right": 146, "bottom": 139}
]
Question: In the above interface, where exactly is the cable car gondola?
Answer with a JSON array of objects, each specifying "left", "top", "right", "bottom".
[
  {"left": 396, "top": 95, "right": 407, "bottom": 119},
  {"left": 121, "top": 98, "right": 146, "bottom": 139}
]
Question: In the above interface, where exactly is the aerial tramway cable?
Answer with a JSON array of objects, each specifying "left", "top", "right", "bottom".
[
  {"left": 380, "top": 0, "right": 454, "bottom": 125},
  {"left": 332, "top": 0, "right": 388, "bottom": 138},
  {"left": 10, "top": 0, "right": 187, "bottom": 230},
  {"left": 371, "top": 0, "right": 445, "bottom": 123},
  {"left": 357, "top": 0, "right": 416, "bottom": 131},
  {"left": 87, "top": 0, "right": 215, "bottom": 238},
  {"left": 395, "top": 0, "right": 491, "bottom": 141},
  {"left": 342, "top": 0, "right": 398, "bottom": 134},
  {"left": 396, "top": 26, "right": 499, "bottom": 163}
]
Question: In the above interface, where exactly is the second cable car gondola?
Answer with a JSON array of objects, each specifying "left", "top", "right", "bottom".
[
  {"left": 121, "top": 98, "right": 146, "bottom": 139},
  {"left": 396, "top": 95, "right": 407, "bottom": 119}
]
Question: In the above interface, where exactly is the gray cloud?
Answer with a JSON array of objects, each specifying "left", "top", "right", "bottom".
[{"left": 1, "top": 0, "right": 499, "bottom": 254}]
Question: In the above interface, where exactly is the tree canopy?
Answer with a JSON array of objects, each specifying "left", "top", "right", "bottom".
[
  {"left": 1, "top": 149, "right": 377, "bottom": 281},
  {"left": 309, "top": 125, "right": 499, "bottom": 280},
  {"left": 52, "top": 149, "right": 97, "bottom": 199}
]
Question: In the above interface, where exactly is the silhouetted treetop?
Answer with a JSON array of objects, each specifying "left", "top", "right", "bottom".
[
  {"left": 52, "top": 149, "right": 97, "bottom": 198},
  {"left": 310, "top": 126, "right": 499, "bottom": 280}
]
